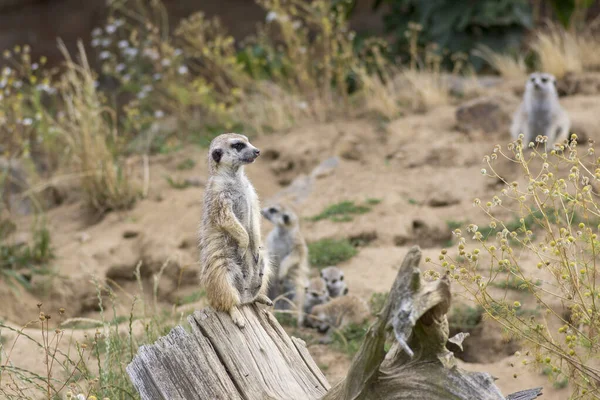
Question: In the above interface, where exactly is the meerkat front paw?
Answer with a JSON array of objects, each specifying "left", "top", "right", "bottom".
[
  {"left": 229, "top": 307, "right": 246, "bottom": 328},
  {"left": 254, "top": 294, "right": 273, "bottom": 307}
]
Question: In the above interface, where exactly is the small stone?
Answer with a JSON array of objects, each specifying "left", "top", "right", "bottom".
[{"left": 75, "top": 232, "right": 91, "bottom": 243}]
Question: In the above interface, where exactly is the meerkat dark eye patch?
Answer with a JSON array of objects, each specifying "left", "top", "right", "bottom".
[
  {"left": 340, "top": 275, "right": 344, "bottom": 281},
  {"left": 231, "top": 142, "right": 246, "bottom": 151},
  {"left": 530, "top": 77, "right": 535, "bottom": 82},
  {"left": 268, "top": 207, "right": 277, "bottom": 213},
  {"left": 312, "top": 292, "right": 318, "bottom": 297},
  {"left": 211, "top": 148, "right": 223, "bottom": 163},
  {"left": 282, "top": 213, "right": 290, "bottom": 224},
  {"left": 332, "top": 279, "right": 337, "bottom": 284},
  {"left": 541, "top": 77, "right": 548, "bottom": 83}
]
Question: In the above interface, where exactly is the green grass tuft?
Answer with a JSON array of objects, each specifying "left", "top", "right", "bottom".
[
  {"left": 308, "top": 238, "right": 358, "bottom": 268},
  {"left": 176, "top": 158, "right": 196, "bottom": 170},
  {"left": 310, "top": 200, "right": 378, "bottom": 223}
]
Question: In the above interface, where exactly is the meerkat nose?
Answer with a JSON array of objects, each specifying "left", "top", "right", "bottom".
[{"left": 254, "top": 148, "right": 260, "bottom": 157}]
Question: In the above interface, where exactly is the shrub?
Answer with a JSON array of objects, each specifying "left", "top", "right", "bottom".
[
  {"left": 430, "top": 134, "right": 600, "bottom": 397},
  {"left": 373, "top": 0, "right": 532, "bottom": 70}
]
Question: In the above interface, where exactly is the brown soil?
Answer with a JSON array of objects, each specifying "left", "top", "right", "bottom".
[{"left": 3, "top": 81, "right": 598, "bottom": 398}]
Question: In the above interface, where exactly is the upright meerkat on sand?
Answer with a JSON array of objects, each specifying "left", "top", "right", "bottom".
[
  {"left": 311, "top": 295, "right": 370, "bottom": 343},
  {"left": 198, "top": 133, "right": 272, "bottom": 328},
  {"left": 320, "top": 266, "right": 348, "bottom": 298},
  {"left": 510, "top": 72, "right": 570, "bottom": 147},
  {"left": 261, "top": 203, "right": 309, "bottom": 326},
  {"left": 303, "top": 277, "right": 329, "bottom": 328}
]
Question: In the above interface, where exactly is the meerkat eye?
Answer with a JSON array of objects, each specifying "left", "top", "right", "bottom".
[
  {"left": 340, "top": 275, "right": 344, "bottom": 281},
  {"left": 541, "top": 77, "right": 548, "bottom": 84},
  {"left": 332, "top": 279, "right": 337, "bottom": 284},
  {"left": 282, "top": 213, "right": 290, "bottom": 224},
  {"left": 312, "top": 292, "right": 319, "bottom": 298},
  {"left": 268, "top": 207, "right": 277, "bottom": 213},
  {"left": 231, "top": 142, "right": 246, "bottom": 151},
  {"left": 530, "top": 77, "right": 535, "bottom": 82}
]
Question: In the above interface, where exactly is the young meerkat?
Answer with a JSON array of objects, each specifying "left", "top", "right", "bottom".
[
  {"left": 261, "top": 202, "right": 310, "bottom": 326},
  {"left": 303, "top": 277, "right": 329, "bottom": 328},
  {"left": 311, "top": 295, "right": 370, "bottom": 344},
  {"left": 510, "top": 72, "right": 571, "bottom": 147},
  {"left": 198, "top": 133, "right": 272, "bottom": 329},
  {"left": 320, "top": 266, "right": 348, "bottom": 298}
]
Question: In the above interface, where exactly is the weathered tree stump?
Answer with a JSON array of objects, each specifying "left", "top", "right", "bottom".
[{"left": 127, "top": 246, "right": 543, "bottom": 400}]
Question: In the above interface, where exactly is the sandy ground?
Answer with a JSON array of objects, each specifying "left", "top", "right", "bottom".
[{"left": 3, "top": 78, "right": 600, "bottom": 398}]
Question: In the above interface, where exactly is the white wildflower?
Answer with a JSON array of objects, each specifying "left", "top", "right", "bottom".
[
  {"left": 292, "top": 20, "right": 302, "bottom": 30},
  {"left": 91, "top": 39, "right": 101, "bottom": 47},
  {"left": 99, "top": 51, "right": 111, "bottom": 60},
  {"left": 31, "top": 62, "right": 39, "bottom": 70},
  {"left": 299, "top": 47, "right": 307, "bottom": 54},
  {"left": 122, "top": 74, "right": 131, "bottom": 83},
  {"left": 101, "top": 38, "right": 111, "bottom": 47},
  {"left": 115, "top": 63, "right": 126, "bottom": 72},
  {"left": 174, "top": 49, "right": 183, "bottom": 57},
  {"left": 0, "top": 79, "right": 5, "bottom": 88},
  {"left": 105, "top": 24, "right": 117, "bottom": 34},
  {"left": 154, "top": 110, "right": 165, "bottom": 118},
  {"left": 13, "top": 81, "right": 22, "bottom": 89},
  {"left": 266, "top": 11, "right": 277, "bottom": 23},
  {"left": 142, "top": 84, "right": 153, "bottom": 92},
  {"left": 124, "top": 48, "right": 138, "bottom": 58},
  {"left": 76, "top": 394, "right": 86, "bottom": 400},
  {"left": 177, "top": 65, "right": 189, "bottom": 75},
  {"left": 22, "top": 118, "right": 33, "bottom": 126},
  {"left": 3, "top": 67, "right": 11, "bottom": 76},
  {"left": 480, "top": 168, "right": 486, "bottom": 175},
  {"left": 153, "top": 73, "right": 162, "bottom": 80},
  {"left": 161, "top": 58, "right": 171, "bottom": 67},
  {"left": 118, "top": 40, "right": 129, "bottom": 49},
  {"left": 91, "top": 28, "right": 103, "bottom": 37},
  {"left": 297, "top": 101, "right": 308, "bottom": 110},
  {"left": 137, "top": 91, "right": 147, "bottom": 99},
  {"left": 114, "top": 19, "right": 124, "bottom": 27}
]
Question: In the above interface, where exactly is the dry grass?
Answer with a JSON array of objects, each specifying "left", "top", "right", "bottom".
[
  {"left": 530, "top": 25, "right": 583, "bottom": 78},
  {"left": 473, "top": 45, "right": 527, "bottom": 80},
  {"left": 397, "top": 70, "right": 451, "bottom": 112},
  {"left": 53, "top": 40, "right": 137, "bottom": 213}
]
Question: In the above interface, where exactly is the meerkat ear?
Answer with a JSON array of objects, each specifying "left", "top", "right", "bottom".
[
  {"left": 282, "top": 213, "right": 290, "bottom": 224},
  {"left": 211, "top": 148, "right": 223, "bottom": 163}
]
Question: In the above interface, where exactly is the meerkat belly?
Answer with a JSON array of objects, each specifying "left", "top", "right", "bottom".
[
  {"left": 229, "top": 188, "right": 265, "bottom": 303},
  {"left": 528, "top": 107, "right": 553, "bottom": 138}
]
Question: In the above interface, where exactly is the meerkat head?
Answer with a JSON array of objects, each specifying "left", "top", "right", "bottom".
[
  {"left": 305, "top": 277, "right": 329, "bottom": 305},
  {"left": 525, "top": 72, "right": 557, "bottom": 99},
  {"left": 208, "top": 133, "right": 260, "bottom": 174},
  {"left": 310, "top": 303, "right": 332, "bottom": 333},
  {"left": 261, "top": 203, "right": 298, "bottom": 228},
  {"left": 320, "top": 266, "right": 348, "bottom": 298}
]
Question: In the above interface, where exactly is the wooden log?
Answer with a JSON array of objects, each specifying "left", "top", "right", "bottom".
[
  {"left": 126, "top": 303, "right": 329, "bottom": 400},
  {"left": 127, "top": 246, "right": 543, "bottom": 400}
]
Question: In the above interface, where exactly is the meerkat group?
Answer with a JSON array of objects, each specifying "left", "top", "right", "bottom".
[
  {"left": 511, "top": 72, "right": 571, "bottom": 148},
  {"left": 198, "top": 133, "right": 368, "bottom": 337}
]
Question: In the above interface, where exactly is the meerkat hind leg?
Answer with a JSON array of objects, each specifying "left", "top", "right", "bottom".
[
  {"left": 254, "top": 294, "right": 273, "bottom": 306},
  {"left": 229, "top": 306, "right": 246, "bottom": 328}
]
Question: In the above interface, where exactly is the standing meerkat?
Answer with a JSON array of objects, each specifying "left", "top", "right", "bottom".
[
  {"left": 261, "top": 203, "right": 309, "bottom": 326},
  {"left": 311, "top": 295, "right": 370, "bottom": 343},
  {"left": 303, "top": 277, "right": 329, "bottom": 328},
  {"left": 510, "top": 72, "right": 570, "bottom": 147},
  {"left": 198, "top": 133, "right": 272, "bottom": 328},
  {"left": 320, "top": 266, "right": 348, "bottom": 298}
]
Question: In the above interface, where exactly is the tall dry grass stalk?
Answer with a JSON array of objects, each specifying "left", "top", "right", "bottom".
[
  {"left": 473, "top": 45, "right": 527, "bottom": 80},
  {"left": 530, "top": 25, "right": 583, "bottom": 78},
  {"left": 54, "top": 40, "right": 137, "bottom": 213}
]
